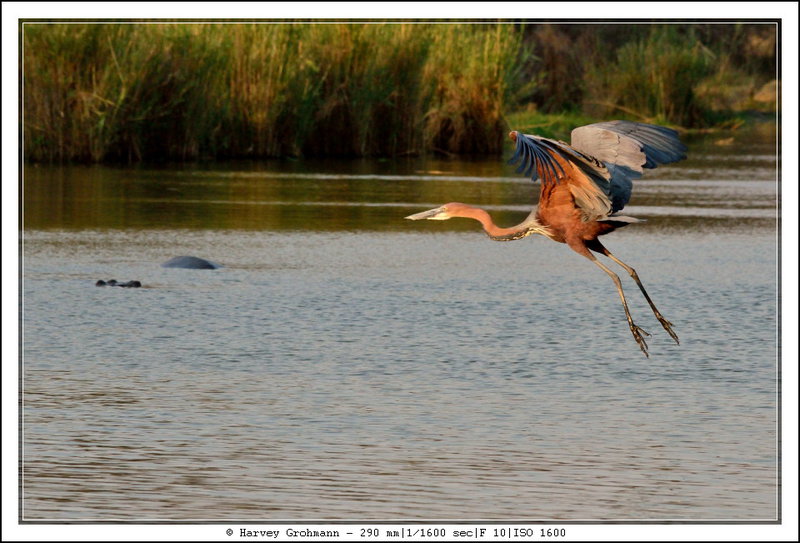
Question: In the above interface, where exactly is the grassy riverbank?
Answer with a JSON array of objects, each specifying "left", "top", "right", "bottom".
[{"left": 22, "top": 22, "right": 777, "bottom": 163}]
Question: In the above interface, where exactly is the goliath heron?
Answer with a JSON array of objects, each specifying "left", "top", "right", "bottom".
[{"left": 406, "top": 120, "right": 687, "bottom": 357}]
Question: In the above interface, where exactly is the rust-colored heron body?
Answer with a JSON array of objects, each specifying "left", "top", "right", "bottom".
[{"left": 406, "top": 120, "right": 687, "bottom": 357}]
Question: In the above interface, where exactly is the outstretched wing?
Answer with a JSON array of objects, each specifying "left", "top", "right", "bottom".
[
  {"left": 507, "top": 131, "right": 615, "bottom": 221},
  {"left": 570, "top": 121, "right": 687, "bottom": 212},
  {"left": 508, "top": 121, "right": 687, "bottom": 220}
]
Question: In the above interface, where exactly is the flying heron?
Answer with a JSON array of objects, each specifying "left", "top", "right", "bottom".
[{"left": 406, "top": 120, "right": 687, "bottom": 357}]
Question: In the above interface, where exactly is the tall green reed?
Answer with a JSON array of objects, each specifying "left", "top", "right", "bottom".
[
  {"left": 24, "top": 24, "right": 234, "bottom": 161},
  {"left": 422, "top": 24, "right": 522, "bottom": 154},
  {"left": 23, "top": 23, "right": 526, "bottom": 162}
]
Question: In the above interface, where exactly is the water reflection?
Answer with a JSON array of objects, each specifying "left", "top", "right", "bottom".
[{"left": 23, "top": 133, "right": 777, "bottom": 233}]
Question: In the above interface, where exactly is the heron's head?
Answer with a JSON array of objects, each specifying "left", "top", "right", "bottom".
[{"left": 405, "top": 203, "right": 468, "bottom": 221}]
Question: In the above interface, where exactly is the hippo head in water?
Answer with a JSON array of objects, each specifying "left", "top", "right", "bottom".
[{"left": 96, "top": 279, "right": 141, "bottom": 287}]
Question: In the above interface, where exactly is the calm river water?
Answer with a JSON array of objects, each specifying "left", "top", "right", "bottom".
[{"left": 20, "top": 131, "right": 779, "bottom": 521}]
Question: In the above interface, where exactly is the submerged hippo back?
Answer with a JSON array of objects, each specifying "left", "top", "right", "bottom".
[{"left": 161, "top": 256, "right": 221, "bottom": 269}]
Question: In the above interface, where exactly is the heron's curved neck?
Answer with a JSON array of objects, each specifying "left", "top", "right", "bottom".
[{"left": 457, "top": 206, "right": 550, "bottom": 242}]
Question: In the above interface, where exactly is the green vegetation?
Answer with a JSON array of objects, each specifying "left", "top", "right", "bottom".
[{"left": 23, "top": 22, "right": 777, "bottom": 162}]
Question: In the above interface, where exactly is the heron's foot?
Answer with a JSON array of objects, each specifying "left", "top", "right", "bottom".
[
  {"left": 656, "top": 316, "right": 680, "bottom": 345},
  {"left": 629, "top": 323, "right": 651, "bottom": 358}
]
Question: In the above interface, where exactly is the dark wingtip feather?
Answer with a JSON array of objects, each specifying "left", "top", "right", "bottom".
[
  {"left": 507, "top": 137, "right": 525, "bottom": 166},
  {"left": 507, "top": 133, "right": 568, "bottom": 184}
]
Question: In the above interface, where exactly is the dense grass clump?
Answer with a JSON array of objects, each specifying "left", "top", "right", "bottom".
[
  {"left": 583, "top": 26, "right": 714, "bottom": 126},
  {"left": 523, "top": 23, "right": 777, "bottom": 128}
]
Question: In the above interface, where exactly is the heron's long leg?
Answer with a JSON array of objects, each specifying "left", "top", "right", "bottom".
[
  {"left": 586, "top": 254, "right": 651, "bottom": 358},
  {"left": 588, "top": 241, "right": 679, "bottom": 345}
]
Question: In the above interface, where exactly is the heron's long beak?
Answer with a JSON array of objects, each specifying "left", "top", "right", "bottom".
[{"left": 405, "top": 207, "right": 447, "bottom": 221}]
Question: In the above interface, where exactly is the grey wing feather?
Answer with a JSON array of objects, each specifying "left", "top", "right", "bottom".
[
  {"left": 571, "top": 120, "right": 687, "bottom": 172},
  {"left": 570, "top": 121, "right": 687, "bottom": 212}
]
